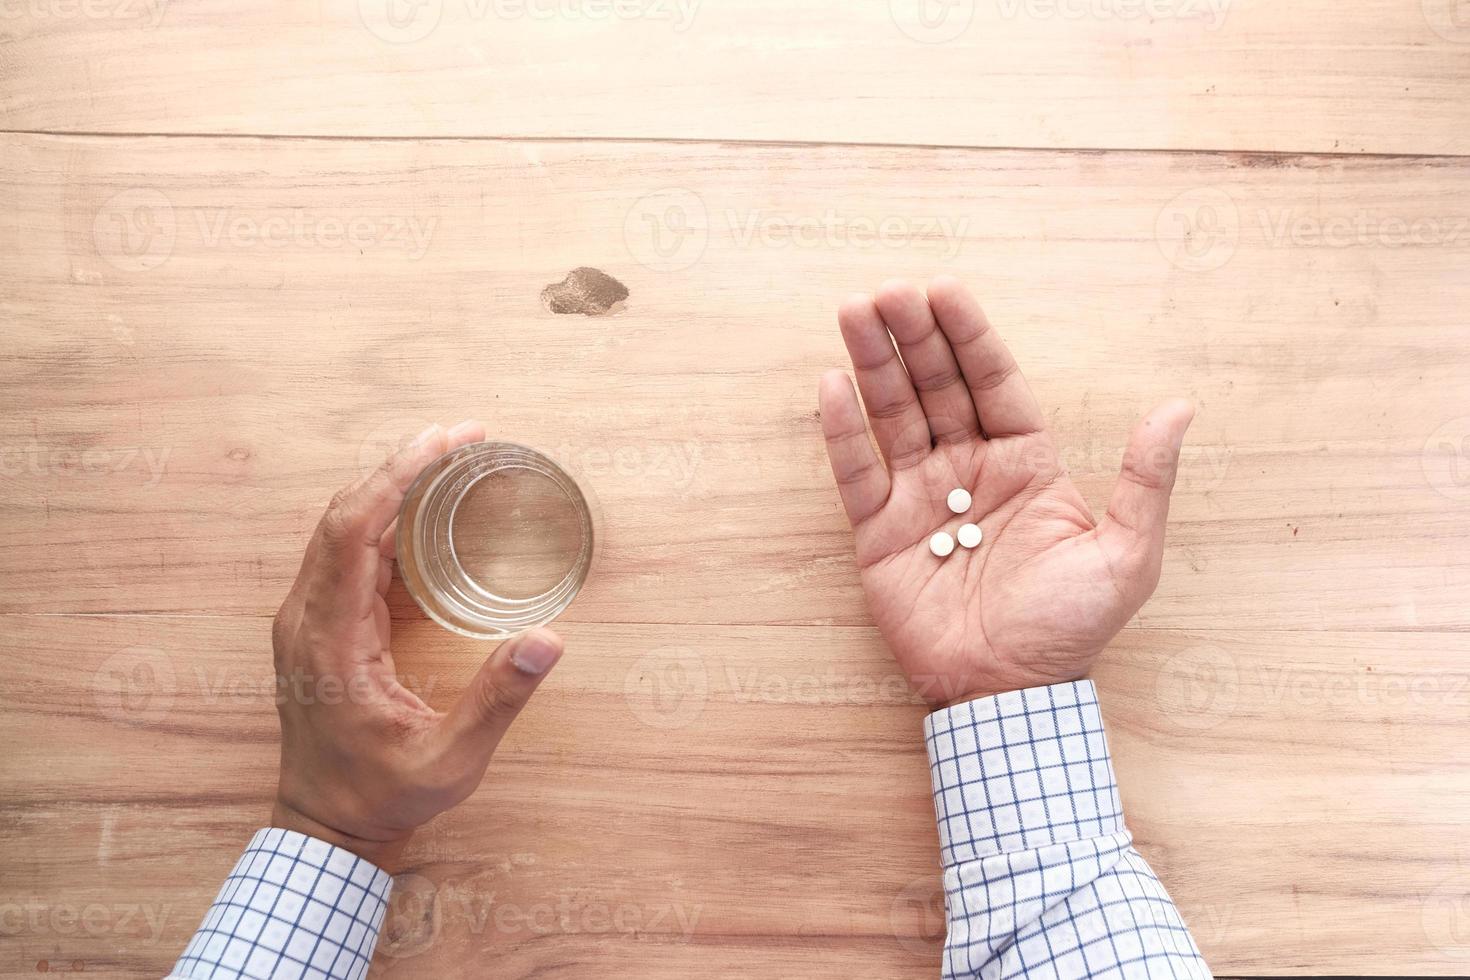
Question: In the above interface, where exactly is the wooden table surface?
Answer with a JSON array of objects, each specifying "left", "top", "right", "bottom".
[{"left": 2, "top": 2, "right": 1468, "bottom": 976}]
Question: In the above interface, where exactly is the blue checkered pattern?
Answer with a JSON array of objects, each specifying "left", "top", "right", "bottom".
[
  {"left": 925, "top": 680, "right": 1211, "bottom": 979},
  {"left": 170, "top": 828, "right": 393, "bottom": 980}
]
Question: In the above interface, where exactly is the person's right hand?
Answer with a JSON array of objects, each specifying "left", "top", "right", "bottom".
[
  {"left": 818, "top": 278, "right": 1194, "bottom": 706},
  {"left": 270, "top": 422, "right": 566, "bottom": 870}
]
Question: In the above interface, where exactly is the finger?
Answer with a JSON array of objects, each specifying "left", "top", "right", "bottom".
[
  {"left": 819, "top": 369, "right": 891, "bottom": 528},
  {"left": 441, "top": 628, "right": 564, "bottom": 760},
  {"left": 874, "top": 279, "right": 981, "bottom": 443},
  {"left": 926, "top": 276, "right": 1046, "bottom": 439},
  {"left": 837, "top": 293, "right": 931, "bottom": 469},
  {"left": 1099, "top": 399, "right": 1195, "bottom": 564},
  {"left": 372, "top": 422, "right": 482, "bottom": 598},
  {"left": 312, "top": 419, "right": 485, "bottom": 604},
  {"left": 375, "top": 517, "right": 399, "bottom": 598},
  {"left": 379, "top": 518, "right": 399, "bottom": 560}
]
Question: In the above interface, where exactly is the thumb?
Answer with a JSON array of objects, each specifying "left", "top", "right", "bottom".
[
  {"left": 1099, "top": 399, "right": 1195, "bottom": 562},
  {"left": 443, "top": 628, "right": 564, "bottom": 755}
]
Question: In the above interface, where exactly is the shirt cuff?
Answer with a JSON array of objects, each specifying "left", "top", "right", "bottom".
[
  {"left": 924, "top": 679, "right": 1125, "bottom": 868},
  {"left": 172, "top": 828, "right": 394, "bottom": 980}
]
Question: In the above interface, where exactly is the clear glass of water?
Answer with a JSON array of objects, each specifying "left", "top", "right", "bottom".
[{"left": 396, "top": 442, "right": 595, "bottom": 639}]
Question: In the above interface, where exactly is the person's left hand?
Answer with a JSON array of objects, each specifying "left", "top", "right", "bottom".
[{"left": 269, "top": 421, "right": 566, "bottom": 870}]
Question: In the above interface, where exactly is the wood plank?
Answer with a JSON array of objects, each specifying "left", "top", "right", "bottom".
[
  {"left": 2, "top": 134, "right": 1468, "bottom": 628},
  {"left": 2, "top": 615, "right": 1467, "bottom": 975},
  {"left": 0, "top": 1, "right": 1467, "bottom": 154}
]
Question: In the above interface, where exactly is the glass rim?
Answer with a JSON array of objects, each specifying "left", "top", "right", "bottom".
[{"left": 396, "top": 440, "right": 595, "bottom": 640}]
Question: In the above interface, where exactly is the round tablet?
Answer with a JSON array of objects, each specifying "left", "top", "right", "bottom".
[
  {"left": 947, "top": 487, "right": 972, "bottom": 514},
  {"left": 928, "top": 531, "right": 956, "bottom": 558},
  {"left": 957, "top": 523, "right": 983, "bottom": 549}
]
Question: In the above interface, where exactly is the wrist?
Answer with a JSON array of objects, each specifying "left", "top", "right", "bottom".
[
  {"left": 934, "top": 688, "right": 1006, "bottom": 710},
  {"left": 270, "top": 797, "right": 412, "bottom": 872},
  {"left": 929, "top": 672, "right": 1093, "bottom": 711}
]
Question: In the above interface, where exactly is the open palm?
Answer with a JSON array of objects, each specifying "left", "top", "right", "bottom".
[{"left": 819, "top": 278, "right": 1194, "bottom": 705}]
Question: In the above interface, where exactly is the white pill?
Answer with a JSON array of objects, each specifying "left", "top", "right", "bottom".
[
  {"left": 957, "top": 523, "right": 983, "bottom": 549},
  {"left": 929, "top": 531, "right": 956, "bottom": 558},
  {"left": 947, "top": 487, "right": 972, "bottom": 514}
]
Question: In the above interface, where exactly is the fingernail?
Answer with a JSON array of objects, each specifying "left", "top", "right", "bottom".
[
  {"left": 510, "top": 631, "right": 562, "bottom": 675},
  {"left": 446, "top": 419, "right": 479, "bottom": 442},
  {"left": 409, "top": 424, "right": 440, "bottom": 449}
]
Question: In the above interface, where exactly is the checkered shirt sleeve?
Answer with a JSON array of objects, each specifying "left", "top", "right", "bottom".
[
  {"left": 925, "top": 680, "right": 1212, "bottom": 979},
  {"left": 169, "top": 828, "right": 392, "bottom": 980}
]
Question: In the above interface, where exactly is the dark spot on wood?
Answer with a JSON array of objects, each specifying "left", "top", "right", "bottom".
[
  {"left": 541, "top": 267, "right": 629, "bottom": 316},
  {"left": 227, "top": 447, "right": 251, "bottom": 462}
]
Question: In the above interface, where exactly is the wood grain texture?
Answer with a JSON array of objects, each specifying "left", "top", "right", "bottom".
[
  {"left": 2, "top": 5, "right": 1469, "bottom": 975},
  {"left": 3, "top": 616, "right": 1469, "bottom": 976},
  {"left": 2, "top": 135, "right": 1468, "bottom": 630},
  {"left": 0, "top": 0, "right": 1468, "bottom": 154}
]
